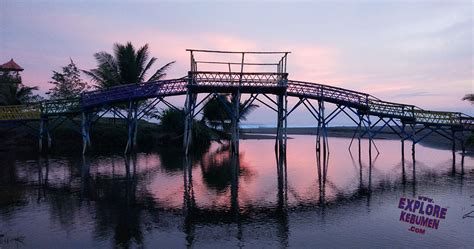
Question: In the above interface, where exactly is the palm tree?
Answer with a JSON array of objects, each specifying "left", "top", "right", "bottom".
[
  {"left": 0, "top": 72, "right": 41, "bottom": 105},
  {"left": 0, "top": 82, "right": 40, "bottom": 105},
  {"left": 462, "top": 94, "right": 474, "bottom": 104},
  {"left": 83, "top": 42, "right": 175, "bottom": 151},
  {"left": 202, "top": 94, "right": 258, "bottom": 131},
  {"left": 83, "top": 42, "right": 175, "bottom": 88}
]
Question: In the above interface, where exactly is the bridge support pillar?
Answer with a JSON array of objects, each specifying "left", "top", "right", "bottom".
[
  {"left": 275, "top": 93, "right": 287, "bottom": 158},
  {"left": 81, "top": 112, "right": 92, "bottom": 154},
  {"left": 315, "top": 100, "right": 329, "bottom": 182},
  {"left": 46, "top": 119, "right": 51, "bottom": 150},
  {"left": 410, "top": 124, "right": 416, "bottom": 157},
  {"left": 367, "top": 115, "right": 373, "bottom": 165},
  {"left": 183, "top": 92, "right": 197, "bottom": 155},
  {"left": 357, "top": 114, "right": 362, "bottom": 160},
  {"left": 461, "top": 131, "right": 465, "bottom": 174},
  {"left": 38, "top": 118, "right": 52, "bottom": 152},
  {"left": 231, "top": 91, "right": 241, "bottom": 154},
  {"left": 410, "top": 123, "right": 416, "bottom": 180},
  {"left": 401, "top": 123, "right": 406, "bottom": 182},
  {"left": 125, "top": 101, "right": 139, "bottom": 154},
  {"left": 39, "top": 118, "right": 44, "bottom": 152},
  {"left": 451, "top": 129, "right": 456, "bottom": 173}
]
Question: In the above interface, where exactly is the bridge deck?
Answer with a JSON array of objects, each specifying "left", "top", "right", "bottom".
[{"left": 0, "top": 74, "right": 472, "bottom": 130}]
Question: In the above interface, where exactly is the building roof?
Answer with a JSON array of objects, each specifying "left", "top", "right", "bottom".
[{"left": 0, "top": 59, "right": 24, "bottom": 71}]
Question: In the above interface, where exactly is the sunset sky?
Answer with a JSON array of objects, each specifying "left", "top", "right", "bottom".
[{"left": 1, "top": 0, "right": 472, "bottom": 125}]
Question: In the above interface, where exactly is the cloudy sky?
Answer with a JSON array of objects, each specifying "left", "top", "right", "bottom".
[{"left": 1, "top": 0, "right": 472, "bottom": 125}]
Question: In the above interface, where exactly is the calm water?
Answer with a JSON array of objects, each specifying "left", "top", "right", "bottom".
[{"left": 1, "top": 136, "right": 473, "bottom": 248}]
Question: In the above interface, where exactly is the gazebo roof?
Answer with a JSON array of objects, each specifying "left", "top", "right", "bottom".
[{"left": 0, "top": 59, "right": 24, "bottom": 71}]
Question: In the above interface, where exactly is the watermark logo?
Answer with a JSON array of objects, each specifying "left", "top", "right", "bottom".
[
  {"left": 463, "top": 195, "right": 474, "bottom": 219},
  {"left": 398, "top": 196, "right": 448, "bottom": 235}
]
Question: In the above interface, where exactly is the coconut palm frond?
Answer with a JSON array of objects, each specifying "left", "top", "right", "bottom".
[{"left": 148, "top": 61, "right": 175, "bottom": 82}]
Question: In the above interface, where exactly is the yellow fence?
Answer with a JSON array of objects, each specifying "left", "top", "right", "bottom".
[{"left": 0, "top": 104, "right": 41, "bottom": 121}]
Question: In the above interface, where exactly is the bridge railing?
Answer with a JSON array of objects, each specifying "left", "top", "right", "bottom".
[
  {"left": 368, "top": 98, "right": 415, "bottom": 119},
  {"left": 287, "top": 80, "right": 369, "bottom": 107},
  {"left": 190, "top": 71, "right": 288, "bottom": 88},
  {"left": 412, "top": 108, "right": 462, "bottom": 126},
  {"left": 82, "top": 78, "right": 188, "bottom": 108},
  {"left": 40, "top": 98, "right": 82, "bottom": 115},
  {"left": 460, "top": 114, "right": 474, "bottom": 130},
  {"left": 0, "top": 104, "right": 41, "bottom": 121}
]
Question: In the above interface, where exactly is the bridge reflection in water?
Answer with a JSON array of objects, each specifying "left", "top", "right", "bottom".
[
  {"left": 2, "top": 135, "right": 470, "bottom": 248},
  {"left": 1, "top": 49, "right": 473, "bottom": 247}
]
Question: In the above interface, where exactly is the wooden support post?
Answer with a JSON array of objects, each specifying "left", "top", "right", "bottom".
[
  {"left": 461, "top": 131, "right": 465, "bottom": 175},
  {"left": 125, "top": 101, "right": 139, "bottom": 154},
  {"left": 451, "top": 129, "right": 456, "bottom": 173},
  {"left": 367, "top": 114, "right": 372, "bottom": 165},
  {"left": 283, "top": 93, "right": 288, "bottom": 151},
  {"left": 401, "top": 123, "right": 406, "bottom": 155},
  {"left": 358, "top": 114, "right": 362, "bottom": 161},
  {"left": 316, "top": 141, "right": 322, "bottom": 189},
  {"left": 81, "top": 112, "right": 89, "bottom": 154},
  {"left": 411, "top": 124, "right": 416, "bottom": 194},
  {"left": 276, "top": 93, "right": 286, "bottom": 157},
  {"left": 401, "top": 123, "right": 406, "bottom": 182},
  {"left": 133, "top": 101, "right": 139, "bottom": 149},
  {"left": 411, "top": 124, "right": 416, "bottom": 157},
  {"left": 318, "top": 100, "right": 328, "bottom": 180},
  {"left": 125, "top": 101, "right": 133, "bottom": 154},
  {"left": 46, "top": 118, "right": 52, "bottom": 150},
  {"left": 39, "top": 118, "right": 44, "bottom": 152},
  {"left": 315, "top": 101, "right": 321, "bottom": 151},
  {"left": 231, "top": 91, "right": 241, "bottom": 154},
  {"left": 183, "top": 92, "right": 196, "bottom": 155}
]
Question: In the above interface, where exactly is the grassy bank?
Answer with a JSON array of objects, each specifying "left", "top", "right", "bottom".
[
  {"left": 0, "top": 118, "right": 173, "bottom": 153},
  {"left": 1, "top": 122, "right": 472, "bottom": 154}
]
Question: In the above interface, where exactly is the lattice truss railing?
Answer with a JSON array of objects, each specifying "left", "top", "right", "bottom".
[
  {"left": 287, "top": 80, "right": 369, "bottom": 107},
  {"left": 191, "top": 72, "right": 288, "bottom": 87},
  {"left": 461, "top": 115, "right": 474, "bottom": 130},
  {"left": 0, "top": 76, "right": 473, "bottom": 130},
  {"left": 41, "top": 98, "right": 82, "bottom": 115},
  {"left": 367, "top": 98, "right": 415, "bottom": 119},
  {"left": 286, "top": 80, "right": 472, "bottom": 129},
  {"left": 0, "top": 104, "right": 41, "bottom": 120},
  {"left": 82, "top": 78, "right": 188, "bottom": 108},
  {"left": 412, "top": 109, "right": 463, "bottom": 126}
]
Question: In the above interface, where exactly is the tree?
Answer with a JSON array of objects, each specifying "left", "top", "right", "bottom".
[
  {"left": 462, "top": 94, "right": 474, "bottom": 104},
  {"left": 0, "top": 73, "right": 42, "bottom": 105},
  {"left": 82, "top": 42, "right": 176, "bottom": 149},
  {"left": 202, "top": 94, "right": 258, "bottom": 131},
  {"left": 158, "top": 108, "right": 219, "bottom": 148},
  {"left": 15, "top": 84, "right": 42, "bottom": 103},
  {"left": 47, "top": 59, "right": 90, "bottom": 99},
  {"left": 83, "top": 42, "right": 175, "bottom": 88}
]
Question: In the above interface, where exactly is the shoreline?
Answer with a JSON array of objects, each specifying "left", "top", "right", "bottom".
[
  {"left": 241, "top": 127, "right": 474, "bottom": 154},
  {"left": 1, "top": 123, "right": 472, "bottom": 154}
]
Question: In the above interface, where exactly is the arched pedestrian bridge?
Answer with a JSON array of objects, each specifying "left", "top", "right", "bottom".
[{"left": 1, "top": 49, "right": 472, "bottom": 155}]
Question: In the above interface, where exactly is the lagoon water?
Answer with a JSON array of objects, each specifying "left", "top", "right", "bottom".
[{"left": 1, "top": 136, "right": 473, "bottom": 248}]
